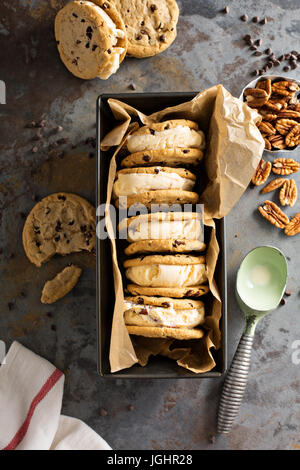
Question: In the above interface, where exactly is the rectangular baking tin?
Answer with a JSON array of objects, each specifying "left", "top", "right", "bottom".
[{"left": 96, "top": 92, "right": 227, "bottom": 378}]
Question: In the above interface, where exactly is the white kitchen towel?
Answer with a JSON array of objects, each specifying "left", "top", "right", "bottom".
[{"left": 0, "top": 341, "right": 111, "bottom": 450}]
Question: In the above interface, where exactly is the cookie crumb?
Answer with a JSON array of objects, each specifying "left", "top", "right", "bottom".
[
  {"left": 127, "top": 404, "right": 134, "bottom": 411},
  {"left": 100, "top": 407, "right": 108, "bottom": 416}
]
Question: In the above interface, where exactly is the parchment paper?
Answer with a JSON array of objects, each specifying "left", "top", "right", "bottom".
[{"left": 102, "top": 85, "right": 264, "bottom": 373}]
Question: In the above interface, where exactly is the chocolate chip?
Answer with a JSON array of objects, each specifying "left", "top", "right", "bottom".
[
  {"left": 76, "top": 40, "right": 81, "bottom": 44},
  {"left": 254, "top": 51, "right": 262, "bottom": 56},
  {"left": 92, "top": 44, "right": 98, "bottom": 51},
  {"left": 240, "top": 14, "right": 248, "bottom": 22},
  {"left": 8, "top": 302, "right": 14, "bottom": 311},
  {"left": 81, "top": 19, "right": 85, "bottom": 22},
  {"left": 183, "top": 149, "right": 190, "bottom": 153},
  {"left": 159, "top": 34, "right": 166, "bottom": 42},
  {"left": 278, "top": 55, "right": 285, "bottom": 62},
  {"left": 260, "top": 17, "right": 267, "bottom": 24},
  {"left": 250, "top": 45, "right": 257, "bottom": 51},
  {"left": 265, "top": 48, "right": 272, "bottom": 55},
  {"left": 161, "top": 302, "right": 171, "bottom": 308},
  {"left": 127, "top": 404, "right": 134, "bottom": 411},
  {"left": 85, "top": 42, "right": 90, "bottom": 48},
  {"left": 273, "top": 59, "right": 280, "bottom": 66},
  {"left": 185, "top": 290, "right": 193, "bottom": 296},
  {"left": 136, "top": 35, "right": 142, "bottom": 40},
  {"left": 46, "top": 312, "right": 53, "bottom": 318},
  {"left": 223, "top": 6, "right": 229, "bottom": 14},
  {"left": 154, "top": 168, "right": 160, "bottom": 174},
  {"left": 280, "top": 298, "right": 286, "bottom": 306},
  {"left": 107, "top": 49, "right": 111, "bottom": 54},
  {"left": 244, "top": 34, "right": 251, "bottom": 42},
  {"left": 80, "top": 224, "right": 87, "bottom": 232},
  {"left": 140, "top": 21, "right": 145, "bottom": 26},
  {"left": 100, "top": 408, "right": 108, "bottom": 416},
  {"left": 51, "top": 324, "right": 57, "bottom": 331},
  {"left": 57, "top": 195, "right": 66, "bottom": 201},
  {"left": 129, "top": 82, "right": 136, "bottom": 90},
  {"left": 283, "top": 65, "right": 291, "bottom": 72},
  {"left": 137, "top": 297, "right": 144, "bottom": 304},
  {"left": 72, "top": 13, "right": 78, "bottom": 17},
  {"left": 143, "top": 155, "right": 150, "bottom": 161},
  {"left": 68, "top": 220, "right": 74, "bottom": 225},
  {"left": 35, "top": 240, "right": 41, "bottom": 247},
  {"left": 102, "top": 2, "right": 109, "bottom": 8},
  {"left": 255, "top": 39, "right": 262, "bottom": 46},
  {"left": 252, "top": 16, "right": 259, "bottom": 23},
  {"left": 252, "top": 69, "right": 259, "bottom": 76},
  {"left": 150, "top": 129, "right": 155, "bottom": 135},
  {"left": 285, "top": 290, "right": 292, "bottom": 296},
  {"left": 150, "top": 4, "right": 157, "bottom": 12},
  {"left": 140, "top": 308, "right": 148, "bottom": 315},
  {"left": 54, "top": 235, "right": 60, "bottom": 242},
  {"left": 291, "top": 61, "right": 298, "bottom": 69}
]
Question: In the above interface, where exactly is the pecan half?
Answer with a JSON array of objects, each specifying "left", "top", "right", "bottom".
[
  {"left": 244, "top": 88, "right": 268, "bottom": 108},
  {"left": 272, "top": 81, "right": 299, "bottom": 96},
  {"left": 259, "top": 108, "right": 277, "bottom": 121},
  {"left": 285, "top": 124, "right": 300, "bottom": 147},
  {"left": 275, "top": 119, "right": 299, "bottom": 135},
  {"left": 263, "top": 137, "right": 272, "bottom": 150},
  {"left": 288, "top": 103, "right": 300, "bottom": 112},
  {"left": 285, "top": 213, "right": 300, "bottom": 236},
  {"left": 264, "top": 101, "right": 283, "bottom": 112},
  {"left": 257, "top": 121, "right": 276, "bottom": 135},
  {"left": 268, "top": 134, "right": 286, "bottom": 149},
  {"left": 261, "top": 178, "right": 285, "bottom": 194},
  {"left": 279, "top": 179, "right": 298, "bottom": 207},
  {"left": 272, "top": 158, "right": 300, "bottom": 175},
  {"left": 252, "top": 159, "right": 272, "bottom": 185},
  {"left": 277, "top": 109, "right": 300, "bottom": 119},
  {"left": 256, "top": 78, "right": 272, "bottom": 98},
  {"left": 258, "top": 200, "right": 290, "bottom": 228}
]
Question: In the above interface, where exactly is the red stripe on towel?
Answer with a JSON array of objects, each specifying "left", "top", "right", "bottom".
[{"left": 2, "top": 368, "right": 63, "bottom": 450}]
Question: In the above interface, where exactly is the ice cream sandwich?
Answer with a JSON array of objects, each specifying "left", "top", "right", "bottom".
[
  {"left": 124, "top": 295, "right": 205, "bottom": 340},
  {"left": 126, "top": 119, "right": 206, "bottom": 153},
  {"left": 124, "top": 254, "right": 208, "bottom": 297},
  {"left": 119, "top": 212, "right": 206, "bottom": 255}
]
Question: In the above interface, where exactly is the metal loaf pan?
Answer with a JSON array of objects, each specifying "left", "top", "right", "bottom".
[{"left": 96, "top": 92, "right": 227, "bottom": 378}]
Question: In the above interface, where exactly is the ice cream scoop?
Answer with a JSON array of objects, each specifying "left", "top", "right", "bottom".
[{"left": 217, "top": 245, "right": 288, "bottom": 434}]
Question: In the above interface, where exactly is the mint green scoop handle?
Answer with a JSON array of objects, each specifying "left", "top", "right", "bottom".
[{"left": 217, "top": 333, "right": 254, "bottom": 434}]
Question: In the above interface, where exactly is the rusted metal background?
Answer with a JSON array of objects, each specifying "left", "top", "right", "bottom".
[{"left": 0, "top": 0, "right": 300, "bottom": 450}]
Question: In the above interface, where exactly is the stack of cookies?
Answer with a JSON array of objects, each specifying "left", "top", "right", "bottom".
[
  {"left": 55, "top": 0, "right": 179, "bottom": 80},
  {"left": 112, "top": 118, "right": 210, "bottom": 340}
]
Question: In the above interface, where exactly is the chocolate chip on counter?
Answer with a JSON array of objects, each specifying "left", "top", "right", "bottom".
[
  {"left": 265, "top": 48, "right": 272, "bottom": 55},
  {"left": 267, "top": 61, "right": 273, "bottom": 68},
  {"left": 25, "top": 121, "right": 37, "bottom": 128},
  {"left": 291, "top": 60, "right": 298, "bottom": 69},
  {"left": 283, "top": 65, "right": 291, "bottom": 72},
  {"left": 51, "top": 324, "right": 57, "bottom": 331},
  {"left": 243, "top": 34, "right": 251, "bottom": 42},
  {"left": 223, "top": 6, "right": 230, "bottom": 14},
  {"left": 254, "top": 50, "right": 262, "bottom": 56},
  {"left": 290, "top": 54, "right": 297, "bottom": 61},
  {"left": 285, "top": 53, "right": 291, "bottom": 60},
  {"left": 280, "top": 298, "right": 286, "bottom": 306},
  {"left": 39, "top": 119, "right": 46, "bottom": 128},
  {"left": 33, "top": 194, "right": 40, "bottom": 202},
  {"left": 252, "top": 69, "right": 259, "bottom": 76},
  {"left": 259, "top": 69, "right": 265, "bottom": 75},
  {"left": 127, "top": 404, "right": 134, "bottom": 411},
  {"left": 255, "top": 39, "right": 262, "bottom": 46},
  {"left": 252, "top": 16, "right": 259, "bottom": 23},
  {"left": 260, "top": 17, "right": 267, "bottom": 24},
  {"left": 284, "top": 290, "right": 292, "bottom": 296},
  {"left": 273, "top": 59, "right": 281, "bottom": 66},
  {"left": 278, "top": 55, "right": 285, "bottom": 62},
  {"left": 250, "top": 45, "right": 257, "bottom": 51},
  {"left": 248, "top": 38, "right": 254, "bottom": 46},
  {"left": 240, "top": 14, "right": 248, "bottom": 22},
  {"left": 100, "top": 407, "right": 108, "bottom": 416},
  {"left": 291, "top": 50, "right": 299, "bottom": 56},
  {"left": 129, "top": 82, "right": 136, "bottom": 90}
]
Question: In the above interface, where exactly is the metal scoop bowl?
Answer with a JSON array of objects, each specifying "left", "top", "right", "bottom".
[{"left": 217, "top": 245, "right": 288, "bottom": 434}]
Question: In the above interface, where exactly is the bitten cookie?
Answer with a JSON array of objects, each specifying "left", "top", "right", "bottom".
[
  {"left": 121, "top": 148, "right": 204, "bottom": 168},
  {"left": 22, "top": 192, "right": 96, "bottom": 267},
  {"left": 111, "top": 0, "right": 179, "bottom": 58},
  {"left": 55, "top": 0, "right": 127, "bottom": 79},
  {"left": 124, "top": 254, "right": 207, "bottom": 287},
  {"left": 41, "top": 265, "right": 82, "bottom": 304},
  {"left": 126, "top": 119, "right": 206, "bottom": 153},
  {"left": 113, "top": 166, "right": 196, "bottom": 197}
]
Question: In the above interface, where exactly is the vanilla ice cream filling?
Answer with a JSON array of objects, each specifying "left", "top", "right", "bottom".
[
  {"left": 127, "top": 219, "right": 202, "bottom": 242},
  {"left": 124, "top": 301, "right": 204, "bottom": 329},
  {"left": 127, "top": 126, "right": 206, "bottom": 153},
  {"left": 84, "top": 1, "right": 125, "bottom": 79},
  {"left": 125, "top": 264, "right": 207, "bottom": 287},
  {"left": 113, "top": 170, "right": 195, "bottom": 196}
]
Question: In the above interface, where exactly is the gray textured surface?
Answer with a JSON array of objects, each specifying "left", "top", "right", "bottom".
[{"left": 0, "top": 0, "right": 300, "bottom": 450}]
